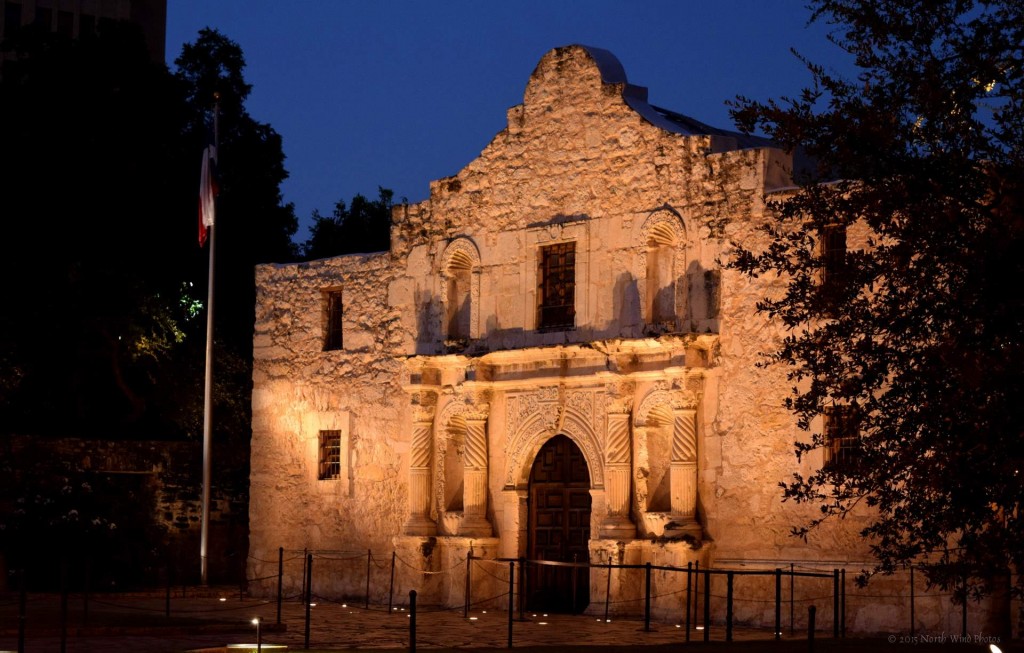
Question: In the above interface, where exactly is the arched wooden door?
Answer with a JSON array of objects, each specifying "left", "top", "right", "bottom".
[{"left": 527, "top": 434, "right": 591, "bottom": 612}]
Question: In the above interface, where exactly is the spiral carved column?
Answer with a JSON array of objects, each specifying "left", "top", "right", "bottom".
[
  {"left": 460, "top": 409, "right": 492, "bottom": 536},
  {"left": 404, "top": 414, "right": 437, "bottom": 535},
  {"left": 670, "top": 408, "right": 698, "bottom": 519},
  {"left": 600, "top": 407, "right": 636, "bottom": 539}
]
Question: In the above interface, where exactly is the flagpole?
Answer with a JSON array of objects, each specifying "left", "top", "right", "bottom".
[{"left": 200, "top": 94, "right": 220, "bottom": 586}]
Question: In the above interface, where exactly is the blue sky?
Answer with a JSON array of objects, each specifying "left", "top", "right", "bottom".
[{"left": 166, "top": 2, "right": 856, "bottom": 241}]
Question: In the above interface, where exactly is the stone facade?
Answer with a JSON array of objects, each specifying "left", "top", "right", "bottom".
[{"left": 249, "top": 45, "right": 1001, "bottom": 633}]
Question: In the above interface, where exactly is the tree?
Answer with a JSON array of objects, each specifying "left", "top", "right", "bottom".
[
  {"left": 0, "top": 20, "right": 200, "bottom": 436},
  {"left": 301, "top": 187, "right": 394, "bottom": 260},
  {"left": 729, "top": 0, "right": 1023, "bottom": 625}
]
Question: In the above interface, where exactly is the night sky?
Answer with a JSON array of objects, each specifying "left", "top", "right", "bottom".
[{"left": 166, "top": 1, "right": 857, "bottom": 241}]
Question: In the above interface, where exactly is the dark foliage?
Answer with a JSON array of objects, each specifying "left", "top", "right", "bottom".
[
  {"left": 301, "top": 187, "right": 394, "bottom": 259},
  {"left": 728, "top": 0, "right": 1023, "bottom": 611}
]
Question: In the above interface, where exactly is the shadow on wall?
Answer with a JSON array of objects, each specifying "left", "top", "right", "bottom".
[
  {"left": 614, "top": 271, "right": 641, "bottom": 335},
  {"left": 415, "top": 289, "right": 441, "bottom": 355}
]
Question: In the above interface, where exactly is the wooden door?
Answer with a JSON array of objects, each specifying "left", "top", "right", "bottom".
[{"left": 527, "top": 434, "right": 591, "bottom": 612}]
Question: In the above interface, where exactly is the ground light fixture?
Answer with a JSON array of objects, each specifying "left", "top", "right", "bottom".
[{"left": 252, "top": 617, "right": 262, "bottom": 653}]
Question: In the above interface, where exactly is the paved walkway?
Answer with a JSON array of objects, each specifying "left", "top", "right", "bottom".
[{"left": 0, "top": 590, "right": 788, "bottom": 652}]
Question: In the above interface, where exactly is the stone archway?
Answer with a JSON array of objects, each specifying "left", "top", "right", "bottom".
[{"left": 527, "top": 434, "right": 591, "bottom": 613}]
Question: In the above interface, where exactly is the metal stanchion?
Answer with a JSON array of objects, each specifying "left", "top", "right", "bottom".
[
  {"left": 685, "top": 562, "right": 692, "bottom": 642},
  {"left": 389, "top": 551, "right": 397, "bottom": 614},
  {"left": 605, "top": 556, "right": 613, "bottom": 624},
  {"left": 703, "top": 569, "right": 710, "bottom": 642},
  {"left": 409, "top": 590, "right": 417, "bottom": 653},
  {"left": 832, "top": 569, "right": 839, "bottom": 638},
  {"left": 775, "top": 568, "right": 782, "bottom": 639},
  {"left": 726, "top": 570, "right": 734, "bottom": 642},
  {"left": 644, "top": 562, "right": 652, "bottom": 632},
  {"left": 507, "top": 560, "right": 515, "bottom": 648},
  {"left": 808, "top": 605, "right": 816, "bottom": 653},
  {"left": 365, "top": 549, "right": 372, "bottom": 610},
  {"left": 276, "top": 547, "right": 283, "bottom": 625},
  {"left": 304, "top": 553, "right": 313, "bottom": 650}
]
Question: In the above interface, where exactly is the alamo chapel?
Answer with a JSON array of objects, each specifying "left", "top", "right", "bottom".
[{"left": 248, "top": 45, "right": 1000, "bottom": 634}]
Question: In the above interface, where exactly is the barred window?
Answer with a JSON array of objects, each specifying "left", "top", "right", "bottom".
[
  {"left": 318, "top": 430, "right": 342, "bottom": 480},
  {"left": 323, "top": 290, "right": 343, "bottom": 351},
  {"left": 537, "top": 242, "right": 576, "bottom": 330},
  {"left": 824, "top": 406, "right": 860, "bottom": 470},
  {"left": 821, "top": 225, "right": 847, "bottom": 298}
]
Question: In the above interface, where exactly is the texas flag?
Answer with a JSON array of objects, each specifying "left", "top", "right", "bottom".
[{"left": 198, "top": 145, "right": 218, "bottom": 247}]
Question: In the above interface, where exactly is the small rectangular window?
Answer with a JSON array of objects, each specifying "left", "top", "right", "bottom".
[
  {"left": 824, "top": 406, "right": 860, "bottom": 470},
  {"left": 323, "top": 290, "right": 343, "bottom": 351},
  {"left": 537, "top": 242, "right": 576, "bottom": 330},
  {"left": 821, "top": 224, "right": 847, "bottom": 298},
  {"left": 318, "top": 430, "right": 342, "bottom": 480}
]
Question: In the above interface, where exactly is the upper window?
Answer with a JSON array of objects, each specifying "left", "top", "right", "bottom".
[
  {"left": 823, "top": 406, "right": 860, "bottom": 470},
  {"left": 318, "top": 430, "right": 342, "bottom": 480},
  {"left": 323, "top": 289, "right": 343, "bottom": 351},
  {"left": 821, "top": 225, "right": 847, "bottom": 299},
  {"left": 537, "top": 242, "right": 576, "bottom": 331}
]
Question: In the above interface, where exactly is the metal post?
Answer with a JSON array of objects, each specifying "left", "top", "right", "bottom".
[
  {"left": 703, "top": 568, "right": 710, "bottom": 642},
  {"left": 644, "top": 562, "right": 652, "bottom": 632},
  {"left": 366, "top": 549, "right": 372, "bottom": 609},
  {"left": 840, "top": 568, "right": 846, "bottom": 637},
  {"left": 605, "top": 556, "right": 612, "bottom": 623},
  {"left": 199, "top": 97, "right": 220, "bottom": 586},
  {"left": 18, "top": 569, "right": 26, "bottom": 653},
  {"left": 572, "top": 554, "right": 579, "bottom": 615},
  {"left": 518, "top": 557, "right": 526, "bottom": 621},
  {"left": 808, "top": 605, "right": 816, "bottom": 653},
  {"left": 277, "top": 547, "right": 284, "bottom": 625},
  {"left": 685, "top": 562, "right": 692, "bottom": 642},
  {"left": 409, "top": 590, "right": 417, "bottom": 653},
  {"left": 909, "top": 564, "right": 915, "bottom": 636},
  {"left": 166, "top": 563, "right": 172, "bottom": 618},
  {"left": 832, "top": 569, "right": 839, "bottom": 638},
  {"left": 60, "top": 557, "right": 67, "bottom": 653},
  {"left": 301, "top": 548, "right": 308, "bottom": 600},
  {"left": 726, "top": 570, "right": 734, "bottom": 642},
  {"left": 507, "top": 560, "right": 515, "bottom": 648},
  {"left": 464, "top": 552, "right": 472, "bottom": 617},
  {"left": 389, "top": 551, "right": 397, "bottom": 614},
  {"left": 83, "top": 556, "right": 91, "bottom": 626},
  {"left": 961, "top": 575, "right": 968, "bottom": 638},
  {"left": 255, "top": 617, "right": 262, "bottom": 653},
  {"left": 304, "top": 553, "right": 313, "bottom": 650},
  {"left": 790, "top": 562, "right": 795, "bottom": 636},
  {"left": 692, "top": 561, "right": 699, "bottom": 626},
  {"left": 774, "top": 568, "right": 782, "bottom": 640}
]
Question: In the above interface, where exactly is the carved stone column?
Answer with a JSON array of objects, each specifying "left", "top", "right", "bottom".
[
  {"left": 670, "top": 407, "right": 698, "bottom": 519},
  {"left": 404, "top": 412, "right": 437, "bottom": 535},
  {"left": 600, "top": 406, "right": 636, "bottom": 539},
  {"left": 460, "top": 408, "right": 492, "bottom": 536}
]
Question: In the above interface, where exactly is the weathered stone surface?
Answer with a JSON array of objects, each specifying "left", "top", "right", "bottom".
[{"left": 248, "top": 45, "right": 989, "bottom": 633}]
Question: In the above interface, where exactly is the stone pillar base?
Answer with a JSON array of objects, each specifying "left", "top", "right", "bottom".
[
  {"left": 403, "top": 514, "right": 437, "bottom": 536},
  {"left": 599, "top": 515, "right": 637, "bottom": 540},
  {"left": 663, "top": 517, "right": 702, "bottom": 541},
  {"left": 458, "top": 515, "right": 492, "bottom": 537}
]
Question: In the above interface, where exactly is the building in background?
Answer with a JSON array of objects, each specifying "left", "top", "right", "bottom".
[
  {"left": 1, "top": 0, "right": 166, "bottom": 62},
  {"left": 248, "top": 45, "right": 1005, "bottom": 634}
]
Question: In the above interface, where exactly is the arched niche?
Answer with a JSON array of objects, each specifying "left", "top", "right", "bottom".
[
  {"left": 637, "top": 209, "right": 688, "bottom": 331},
  {"left": 440, "top": 238, "right": 481, "bottom": 341}
]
